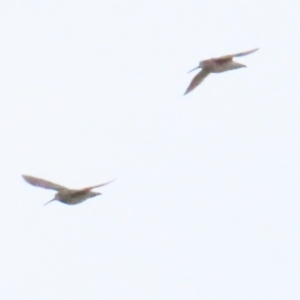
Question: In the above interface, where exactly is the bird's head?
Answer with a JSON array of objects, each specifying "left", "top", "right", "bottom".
[{"left": 199, "top": 60, "right": 205, "bottom": 68}]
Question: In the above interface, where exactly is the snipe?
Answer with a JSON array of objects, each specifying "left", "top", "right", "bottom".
[
  {"left": 22, "top": 174, "right": 114, "bottom": 205},
  {"left": 184, "top": 48, "right": 258, "bottom": 95}
]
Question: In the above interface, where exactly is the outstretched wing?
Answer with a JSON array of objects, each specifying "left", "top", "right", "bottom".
[
  {"left": 217, "top": 48, "right": 259, "bottom": 62},
  {"left": 184, "top": 69, "right": 210, "bottom": 95},
  {"left": 22, "top": 175, "right": 66, "bottom": 191},
  {"left": 230, "top": 48, "right": 259, "bottom": 58},
  {"left": 80, "top": 179, "right": 116, "bottom": 192}
]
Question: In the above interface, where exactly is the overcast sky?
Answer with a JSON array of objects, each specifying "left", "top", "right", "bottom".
[{"left": 1, "top": 1, "right": 300, "bottom": 299}]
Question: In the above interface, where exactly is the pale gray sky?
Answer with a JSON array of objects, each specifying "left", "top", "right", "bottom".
[{"left": 1, "top": 1, "right": 300, "bottom": 299}]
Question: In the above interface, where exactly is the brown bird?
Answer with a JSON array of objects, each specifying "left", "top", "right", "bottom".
[
  {"left": 184, "top": 48, "right": 258, "bottom": 95},
  {"left": 22, "top": 174, "right": 114, "bottom": 206}
]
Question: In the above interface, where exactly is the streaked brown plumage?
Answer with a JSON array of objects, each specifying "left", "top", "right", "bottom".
[
  {"left": 184, "top": 48, "right": 258, "bottom": 95},
  {"left": 22, "top": 174, "right": 114, "bottom": 206}
]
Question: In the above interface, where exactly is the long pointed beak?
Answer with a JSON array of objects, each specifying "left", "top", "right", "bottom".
[
  {"left": 43, "top": 198, "right": 56, "bottom": 206},
  {"left": 187, "top": 66, "right": 200, "bottom": 73}
]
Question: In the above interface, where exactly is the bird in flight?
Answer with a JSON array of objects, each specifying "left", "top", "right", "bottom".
[
  {"left": 22, "top": 174, "right": 114, "bottom": 205},
  {"left": 184, "top": 48, "right": 258, "bottom": 95}
]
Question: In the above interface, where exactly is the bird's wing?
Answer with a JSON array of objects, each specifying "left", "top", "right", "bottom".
[
  {"left": 216, "top": 48, "right": 259, "bottom": 62},
  {"left": 184, "top": 69, "right": 210, "bottom": 95},
  {"left": 230, "top": 48, "right": 259, "bottom": 58},
  {"left": 22, "top": 175, "right": 67, "bottom": 191},
  {"left": 80, "top": 179, "right": 115, "bottom": 192}
]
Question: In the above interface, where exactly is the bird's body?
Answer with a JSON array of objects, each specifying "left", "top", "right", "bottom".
[
  {"left": 22, "top": 174, "right": 114, "bottom": 205},
  {"left": 52, "top": 189, "right": 101, "bottom": 205},
  {"left": 201, "top": 60, "right": 246, "bottom": 73},
  {"left": 184, "top": 48, "right": 258, "bottom": 95}
]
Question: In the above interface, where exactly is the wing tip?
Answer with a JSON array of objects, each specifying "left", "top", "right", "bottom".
[
  {"left": 183, "top": 90, "right": 190, "bottom": 96},
  {"left": 22, "top": 174, "right": 30, "bottom": 181},
  {"left": 246, "top": 48, "right": 259, "bottom": 55}
]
